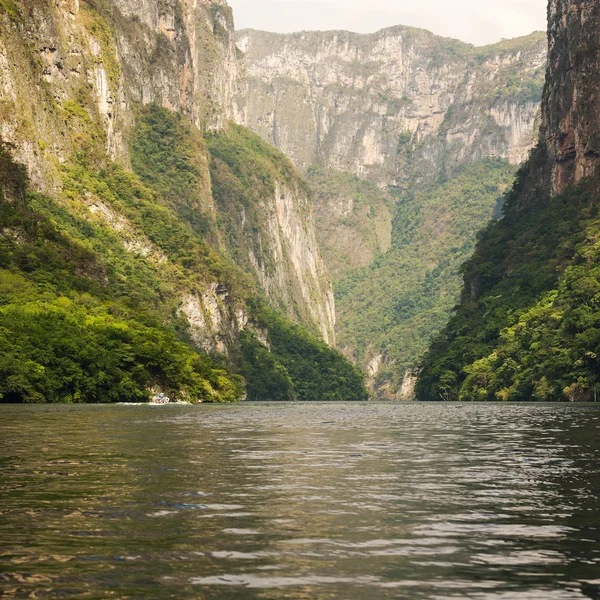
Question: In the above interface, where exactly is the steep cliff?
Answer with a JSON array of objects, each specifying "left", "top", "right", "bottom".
[
  {"left": 0, "top": 0, "right": 363, "bottom": 402},
  {"left": 542, "top": 0, "right": 600, "bottom": 195},
  {"left": 417, "top": 0, "right": 600, "bottom": 402},
  {"left": 0, "top": 0, "right": 241, "bottom": 183},
  {"left": 238, "top": 26, "right": 548, "bottom": 397},
  {"left": 238, "top": 28, "right": 546, "bottom": 182}
]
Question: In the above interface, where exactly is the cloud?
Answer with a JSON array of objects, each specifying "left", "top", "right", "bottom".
[{"left": 229, "top": 0, "right": 547, "bottom": 46}]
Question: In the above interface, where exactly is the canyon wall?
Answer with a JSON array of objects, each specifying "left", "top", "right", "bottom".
[
  {"left": 417, "top": 0, "right": 600, "bottom": 403},
  {"left": 237, "top": 25, "right": 548, "bottom": 397},
  {"left": 0, "top": 0, "right": 335, "bottom": 347},
  {"left": 237, "top": 27, "right": 547, "bottom": 185},
  {"left": 542, "top": 0, "right": 600, "bottom": 195}
]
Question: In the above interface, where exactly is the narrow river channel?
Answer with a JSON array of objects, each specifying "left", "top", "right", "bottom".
[{"left": 2, "top": 402, "right": 600, "bottom": 599}]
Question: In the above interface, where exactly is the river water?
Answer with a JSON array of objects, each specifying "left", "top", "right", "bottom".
[{"left": 1, "top": 402, "right": 600, "bottom": 599}]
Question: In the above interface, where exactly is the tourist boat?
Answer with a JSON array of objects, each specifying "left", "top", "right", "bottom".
[{"left": 151, "top": 393, "right": 170, "bottom": 405}]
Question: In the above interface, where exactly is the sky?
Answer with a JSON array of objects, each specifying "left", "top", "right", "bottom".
[{"left": 228, "top": 0, "right": 548, "bottom": 46}]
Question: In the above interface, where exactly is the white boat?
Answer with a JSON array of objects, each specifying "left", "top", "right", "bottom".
[{"left": 151, "top": 393, "right": 170, "bottom": 405}]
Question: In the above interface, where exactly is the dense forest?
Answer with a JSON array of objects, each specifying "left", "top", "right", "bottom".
[
  {"left": 333, "top": 160, "right": 516, "bottom": 394},
  {"left": 418, "top": 153, "right": 600, "bottom": 402},
  {"left": 0, "top": 140, "right": 245, "bottom": 403}
]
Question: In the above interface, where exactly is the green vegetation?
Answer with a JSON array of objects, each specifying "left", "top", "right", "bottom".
[
  {"left": 306, "top": 165, "right": 393, "bottom": 279},
  {"left": 0, "top": 64, "right": 368, "bottom": 404},
  {"left": 494, "top": 72, "right": 545, "bottom": 104},
  {"left": 333, "top": 159, "right": 516, "bottom": 395},
  {"left": 473, "top": 32, "right": 547, "bottom": 61},
  {"left": 205, "top": 122, "right": 317, "bottom": 323},
  {"left": 0, "top": 286, "right": 244, "bottom": 404},
  {"left": 239, "top": 300, "right": 368, "bottom": 401},
  {"left": 130, "top": 104, "right": 214, "bottom": 239},
  {"left": 0, "top": 146, "right": 244, "bottom": 403},
  {"left": 130, "top": 107, "right": 367, "bottom": 401},
  {"left": 0, "top": 0, "right": 20, "bottom": 22},
  {"left": 417, "top": 157, "right": 600, "bottom": 402},
  {"left": 205, "top": 120, "right": 298, "bottom": 272}
]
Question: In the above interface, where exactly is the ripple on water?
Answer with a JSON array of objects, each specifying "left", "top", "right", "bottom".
[{"left": 1, "top": 402, "right": 600, "bottom": 599}]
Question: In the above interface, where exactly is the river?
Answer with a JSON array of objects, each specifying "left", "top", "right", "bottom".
[{"left": 1, "top": 402, "right": 600, "bottom": 599}]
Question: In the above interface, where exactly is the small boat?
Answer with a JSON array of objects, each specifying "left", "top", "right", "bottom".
[{"left": 151, "top": 393, "right": 170, "bottom": 405}]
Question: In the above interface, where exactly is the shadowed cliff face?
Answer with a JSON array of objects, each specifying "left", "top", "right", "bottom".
[{"left": 542, "top": 0, "right": 600, "bottom": 195}]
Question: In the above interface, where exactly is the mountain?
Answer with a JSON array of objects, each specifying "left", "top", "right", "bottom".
[
  {"left": 417, "top": 0, "right": 600, "bottom": 402},
  {"left": 237, "top": 26, "right": 548, "bottom": 397},
  {"left": 0, "top": 0, "right": 367, "bottom": 403}
]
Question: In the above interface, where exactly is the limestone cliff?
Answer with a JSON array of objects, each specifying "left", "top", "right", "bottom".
[
  {"left": 237, "top": 26, "right": 548, "bottom": 398},
  {"left": 238, "top": 27, "right": 547, "bottom": 397},
  {"left": 0, "top": 0, "right": 242, "bottom": 181},
  {"left": 237, "top": 27, "right": 547, "bottom": 184},
  {"left": 204, "top": 124, "right": 336, "bottom": 343},
  {"left": 541, "top": 0, "right": 600, "bottom": 195},
  {"left": 0, "top": 0, "right": 335, "bottom": 349}
]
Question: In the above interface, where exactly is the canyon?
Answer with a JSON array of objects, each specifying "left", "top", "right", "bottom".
[{"left": 238, "top": 25, "right": 548, "bottom": 397}]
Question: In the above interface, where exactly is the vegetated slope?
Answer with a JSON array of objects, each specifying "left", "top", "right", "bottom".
[
  {"left": 0, "top": 0, "right": 366, "bottom": 403},
  {"left": 417, "top": 0, "right": 600, "bottom": 402},
  {"left": 306, "top": 166, "right": 394, "bottom": 281},
  {"left": 238, "top": 26, "right": 548, "bottom": 397},
  {"left": 129, "top": 105, "right": 365, "bottom": 401},
  {"left": 335, "top": 160, "right": 515, "bottom": 397},
  {"left": 130, "top": 106, "right": 336, "bottom": 344},
  {"left": 0, "top": 140, "right": 246, "bottom": 403}
]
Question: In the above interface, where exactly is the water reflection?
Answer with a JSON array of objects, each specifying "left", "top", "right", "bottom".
[{"left": 1, "top": 403, "right": 600, "bottom": 598}]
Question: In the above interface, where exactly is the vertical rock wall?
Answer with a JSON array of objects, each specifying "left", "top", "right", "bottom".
[
  {"left": 237, "top": 27, "right": 548, "bottom": 185},
  {"left": 541, "top": 0, "right": 600, "bottom": 195}
]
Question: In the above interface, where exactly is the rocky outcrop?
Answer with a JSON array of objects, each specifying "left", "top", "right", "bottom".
[
  {"left": 237, "top": 27, "right": 547, "bottom": 185},
  {"left": 106, "top": 0, "right": 245, "bottom": 131},
  {"left": 246, "top": 180, "right": 336, "bottom": 343},
  {"left": 541, "top": 0, "right": 600, "bottom": 195},
  {"left": 0, "top": 0, "right": 243, "bottom": 181},
  {"left": 181, "top": 286, "right": 248, "bottom": 355}
]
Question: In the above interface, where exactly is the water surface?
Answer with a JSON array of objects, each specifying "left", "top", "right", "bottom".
[{"left": 2, "top": 402, "right": 600, "bottom": 599}]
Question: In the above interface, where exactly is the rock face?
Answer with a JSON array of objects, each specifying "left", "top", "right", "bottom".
[
  {"left": 237, "top": 27, "right": 547, "bottom": 185},
  {"left": 107, "top": 0, "right": 244, "bottom": 132},
  {"left": 0, "top": 0, "right": 244, "bottom": 177},
  {"left": 251, "top": 180, "right": 336, "bottom": 343},
  {"left": 0, "top": 0, "right": 335, "bottom": 351},
  {"left": 541, "top": 0, "right": 600, "bottom": 195}
]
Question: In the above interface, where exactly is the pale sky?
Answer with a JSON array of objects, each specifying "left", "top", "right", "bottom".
[{"left": 228, "top": 0, "right": 548, "bottom": 46}]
